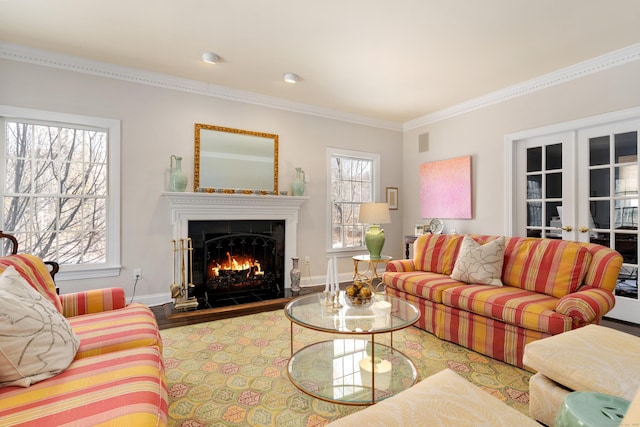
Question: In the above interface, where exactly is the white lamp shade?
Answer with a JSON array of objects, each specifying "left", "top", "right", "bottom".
[{"left": 358, "top": 203, "right": 391, "bottom": 225}]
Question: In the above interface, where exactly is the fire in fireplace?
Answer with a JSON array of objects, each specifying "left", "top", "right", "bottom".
[
  {"left": 188, "top": 220, "right": 285, "bottom": 308},
  {"left": 208, "top": 252, "right": 263, "bottom": 280},
  {"left": 204, "top": 235, "right": 277, "bottom": 293}
]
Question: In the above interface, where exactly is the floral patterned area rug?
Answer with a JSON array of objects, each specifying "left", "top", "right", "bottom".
[{"left": 161, "top": 310, "right": 531, "bottom": 427}]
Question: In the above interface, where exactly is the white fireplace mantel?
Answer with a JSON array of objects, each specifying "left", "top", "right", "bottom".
[{"left": 163, "top": 192, "right": 307, "bottom": 288}]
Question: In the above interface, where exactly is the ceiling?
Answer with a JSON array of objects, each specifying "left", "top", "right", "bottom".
[{"left": 2, "top": 0, "right": 640, "bottom": 124}]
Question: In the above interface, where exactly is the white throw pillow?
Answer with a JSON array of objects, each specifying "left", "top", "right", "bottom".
[
  {"left": 0, "top": 266, "right": 80, "bottom": 387},
  {"left": 451, "top": 236, "right": 505, "bottom": 286}
]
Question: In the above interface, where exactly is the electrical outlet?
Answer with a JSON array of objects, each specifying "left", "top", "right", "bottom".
[
  {"left": 133, "top": 268, "right": 141, "bottom": 280},
  {"left": 305, "top": 256, "right": 310, "bottom": 265}
]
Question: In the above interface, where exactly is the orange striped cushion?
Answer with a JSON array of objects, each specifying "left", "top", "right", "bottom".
[
  {"left": 384, "top": 271, "right": 466, "bottom": 303},
  {"left": 414, "top": 234, "right": 464, "bottom": 275},
  {"left": 385, "top": 259, "right": 416, "bottom": 273},
  {"left": 443, "top": 284, "right": 571, "bottom": 334},
  {"left": 556, "top": 286, "right": 616, "bottom": 327},
  {"left": 0, "top": 346, "right": 167, "bottom": 426},
  {"left": 60, "top": 287, "right": 126, "bottom": 317},
  {"left": 0, "top": 254, "right": 62, "bottom": 312},
  {"left": 502, "top": 238, "right": 592, "bottom": 298},
  {"left": 582, "top": 243, "right": 624, "bottom": 292},
  {"left": 68, "top": 303, "right": 162, "bottom": 359}
]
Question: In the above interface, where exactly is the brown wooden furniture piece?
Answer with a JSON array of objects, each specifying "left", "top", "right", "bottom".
[{"left": 0, "top": 231, "right": 60, "bottom": 281}]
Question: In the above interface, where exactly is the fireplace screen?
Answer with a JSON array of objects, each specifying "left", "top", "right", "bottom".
[
  {"left": 188, "top": 220, "right": 285, "bottom": 308},
  {"left": 205, "top": 234, "right": 277, "bottom": 292}
]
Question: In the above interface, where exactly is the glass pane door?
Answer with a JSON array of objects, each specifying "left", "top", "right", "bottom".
[
  {"left": 513, "top": 116, "right": 640, "bottom": 325},
  {"left": 517, "top": 133, "right": 575, "bottom": 240},
  {"left": 579, "top": 123, "right": 640, "bottom": 323}
]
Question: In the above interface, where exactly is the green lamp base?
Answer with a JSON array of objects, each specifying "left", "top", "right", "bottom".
[{"left": 365, "top": 225, "right": 385, "bottom": 259}]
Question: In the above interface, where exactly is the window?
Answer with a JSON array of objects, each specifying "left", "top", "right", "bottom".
[
  {"left": 0, "top": 106, "right": 121, "bottom": 280},
  {"left": 327, "top": 148, "right": 380, "bottom": 251}
]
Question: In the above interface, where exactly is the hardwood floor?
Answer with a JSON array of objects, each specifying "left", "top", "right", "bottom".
[
  {"left": 152, "top": 286, "right": 640, "bottom": 337},
  {"left": 151, "top": 286, "right": 323, "bottom": 330},
  {"left": 152, "top": 298, "right": 292, "bottom": 330},
  {"left": 601, "top": 317, "right": 640, "bottom": 337}
]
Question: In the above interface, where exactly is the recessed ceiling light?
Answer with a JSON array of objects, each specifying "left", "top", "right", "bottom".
[
  {"left": 283, "top": 73, "right": 299, "bottom": 83},
  {"left": 202, "top": 52, "right": 219, "bottom": 64}
]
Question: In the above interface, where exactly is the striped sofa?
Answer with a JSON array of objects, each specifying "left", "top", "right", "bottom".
[
  {"left": 0, "top": 253, "right": 168, "bottom": 426},
  {"left": 383, "top": 234, "right": 623, "bottom": 369}
]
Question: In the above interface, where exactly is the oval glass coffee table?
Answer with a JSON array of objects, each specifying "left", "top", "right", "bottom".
[{"left": 284, "top": 292, "right": 420, "bottom": 405}]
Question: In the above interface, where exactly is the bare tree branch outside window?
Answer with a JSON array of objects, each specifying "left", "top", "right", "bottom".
[
  {"left": 331, "top": 154, "right": 374, "bottom": 249},
  {"left": 2, "top": 121, "right": 108, "bottom": 264}
]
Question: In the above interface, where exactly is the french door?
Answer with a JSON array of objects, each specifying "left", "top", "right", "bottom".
[
  {"left": 577, "top": 122, "right": 639, "bottom": 323},
  {"left": 515, "top": 132, "right": 575, "bottom": 240},
  {"left": 512, "top": 118, "right": 640, "bottom": 324}
]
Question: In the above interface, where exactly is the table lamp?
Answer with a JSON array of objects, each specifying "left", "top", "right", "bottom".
[{"left": 358, "top": 202, "right": 391, "bottom": 259}]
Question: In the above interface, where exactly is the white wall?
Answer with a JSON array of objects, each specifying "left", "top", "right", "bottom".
[
  {"left": 402, "top": 60, "right": 640, "bottom": 239},
  {"left": 4, "top": 55, "right": 639, "bottom": 304},
  {"left": 0, "top": 58, "right": 403, "bottom": 304}
]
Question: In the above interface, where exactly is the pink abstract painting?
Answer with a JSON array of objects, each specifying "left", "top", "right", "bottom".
[{"left": 420, "top": 156, "right": 472, "bottom": 219}]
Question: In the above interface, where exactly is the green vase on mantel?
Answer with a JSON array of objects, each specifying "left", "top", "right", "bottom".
[
  {"left": 292, "top": 167, "right": 305, "bottom": 196},
  {"left": 169, "top": 155, "right": 188, "bottom": 192}
]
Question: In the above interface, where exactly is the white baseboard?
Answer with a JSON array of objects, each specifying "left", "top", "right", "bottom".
[
  {"left": 131, "top": 292, "right": 173, "bottom": 307},
  {"left": 300, "top": 272, "right": 352, "bottom": 288}
]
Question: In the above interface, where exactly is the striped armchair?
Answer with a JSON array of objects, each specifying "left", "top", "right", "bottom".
[
  {"left": 383, "top": 234, "right": 623, "bottom": 369},
  {"left": 0, "top": 250, "right": 167, "bottom": 426}
]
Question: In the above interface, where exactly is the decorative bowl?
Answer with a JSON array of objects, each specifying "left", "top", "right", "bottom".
[
  {"left": 345, "top": 294, "right": 374, "bottom": 308},
  {"left": 344, "top": 282, "right": 375, "bottom": 307}
]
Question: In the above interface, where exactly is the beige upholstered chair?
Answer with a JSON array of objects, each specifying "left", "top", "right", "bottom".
[
  {"left": 327, "top": 369, "right": 539, "bottom": 426},
  {"left": 523, "top": 324, "right": 640, "bottom": 426}
]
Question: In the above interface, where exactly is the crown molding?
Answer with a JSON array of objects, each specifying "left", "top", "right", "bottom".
[
  {"left": 403, "top": 42, "right": 640, "bottom": 131},
  {"left": 0, "top": 42, "right": 402, "bottom": 131},
  {"left": 2, "top": 41, "right": 639, "bottom": 133}
]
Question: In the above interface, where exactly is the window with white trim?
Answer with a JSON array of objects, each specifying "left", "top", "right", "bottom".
[
  {"left": 328, "top": 148, "right": 380, "bottom": 251},
  {"left": 1, "top": 106, "right": 121, "bottom": 280}
]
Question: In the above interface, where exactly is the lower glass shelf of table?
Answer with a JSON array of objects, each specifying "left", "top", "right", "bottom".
[
  {"left": 287, "top": 338, "right": 417, "bottom": 405},
  {"left": 284, "top": 292, "right": 420, "bottom": 405}
]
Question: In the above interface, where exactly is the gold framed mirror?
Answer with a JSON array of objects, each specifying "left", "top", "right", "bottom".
[{"left": 194, "top": 124, "right": 278, "bottom": 193}]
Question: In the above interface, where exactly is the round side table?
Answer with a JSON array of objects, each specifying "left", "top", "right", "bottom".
[
  {"left": 555, "top": 391, "right": 630, "bottom": 427},
  {"left": 352, "top": 254, "right": 392, "bottom": 290}
]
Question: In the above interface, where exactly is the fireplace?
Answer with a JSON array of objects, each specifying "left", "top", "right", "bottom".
[
  {"left": 164, "top": 192, "right": 305, "bottom": 309},
  {"left": 188, "top": 219, "right": 285, "bottom": 308}
]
